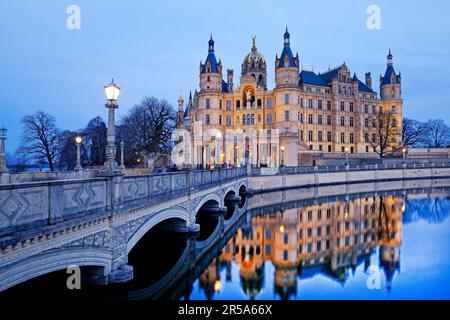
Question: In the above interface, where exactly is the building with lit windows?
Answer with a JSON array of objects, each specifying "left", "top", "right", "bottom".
[{"left": 177, "top": 28, "right": 403, "bottom": 167}]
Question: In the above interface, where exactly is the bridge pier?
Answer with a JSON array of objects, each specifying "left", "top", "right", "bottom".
[
  {"left": 188, "top": 223, "right": 200, "bottom": 233},
  {"left": 108, "top": 265, "right": 134, "bottom": 284}
]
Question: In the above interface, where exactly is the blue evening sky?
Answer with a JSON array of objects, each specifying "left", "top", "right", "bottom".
[{"left": 1, "top": 0, "right": 449, "bottom": 152}]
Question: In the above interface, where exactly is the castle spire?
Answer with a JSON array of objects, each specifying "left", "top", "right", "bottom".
[
  {"left": 208, "top": 33, "right": 215, "bottom": 52},
  {"left": 387, "top": 49, "right": 393, "bottom": 66},
  {"left": 177, "top": 94, "right": 184, "bottom": 112},
  {"left": 284, "top": 25, "right": 290, "bottom": 46}
]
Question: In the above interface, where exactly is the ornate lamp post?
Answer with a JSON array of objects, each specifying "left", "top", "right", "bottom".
[
  {"left": 0, "top": 127, "right": 8, "bottom": 173},
  {"left": 99, "top": 79, "right": 122, "bottom": 176},
  {"left": 280, "top": 145, "right": 285, "bottom": 167},
  {"left": 120, "top": 141, "right": 126, "bottom": 170},
  {"left": 75, "top": 136, "right": 83, "bottom": 171}
]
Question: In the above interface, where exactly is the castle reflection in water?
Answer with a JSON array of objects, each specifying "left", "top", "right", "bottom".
[{"left": 197, "top": 195, "right": 403, "bottom": 299}]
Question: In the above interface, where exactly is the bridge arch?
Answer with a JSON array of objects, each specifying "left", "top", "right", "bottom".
[
  {"left": 0, "top": 247, "right": 111, "bottom": 293},
  {"left": 193, "top": 193, "right": 222, "bottom": 215},
  {"left": 223, "top": 185, "right": 238, "bottom": 197},
  {"left": 127, "top": 208, "right": 190, "bottom": 254},
  {"left": 238, "top": 183, "right": 248, "bottom": 208}
]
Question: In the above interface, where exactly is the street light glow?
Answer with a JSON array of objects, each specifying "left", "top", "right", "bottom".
[
  {"left": 75, "top": 136, "right": 82, "bottom": 145},
  {"left": 104, "top": 79, "right": 121, "bottom": 101}
]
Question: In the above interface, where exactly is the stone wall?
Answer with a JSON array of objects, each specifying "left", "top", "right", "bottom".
[{"left": 248, "top": 166, "right": 450, "bottom": 192}]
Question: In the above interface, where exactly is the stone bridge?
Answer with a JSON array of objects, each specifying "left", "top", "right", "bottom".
[
  {"left": 2, "top": 162, "right": 450, "bottom": 294},
  {"left": 0, "top": 167, "right": 248, "bottom": 292}
]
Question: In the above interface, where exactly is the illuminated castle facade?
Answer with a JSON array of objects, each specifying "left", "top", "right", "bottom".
[{"left": 178, "top": 28, "right": 403, "bottom": 167}]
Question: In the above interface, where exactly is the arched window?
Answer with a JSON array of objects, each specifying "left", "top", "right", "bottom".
[
  {"left": 205, "top": 114, "right": 210, "bottom": 125},
  {"left": 236, "top": 100, "right": 240, "bottom": 109},
  {"left": 219, "top": 115, "right": 222, "bottom": 125},
  {"left": 257, "top": 99, "right": 262, "bottom": 108},
  {"left": 251, "top": 114, "right": 255, "bottom": 124},
  {"left": 243, "top": 115, "right": 246, "bottom": 125}
]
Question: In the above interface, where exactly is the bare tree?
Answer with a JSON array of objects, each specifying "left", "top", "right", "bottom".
[
  {"left": 120, "top": 97, "right": 175, "bottom": 165},
  {"left": 57, "top": 130, "right": 88, "bottom": 170},
  {"left": 402, "top": 118, "right": 427, "bottom": 147},
  {"left": 18, "top": 111, "right": 60, "bottom": 171},
  {"left": 423, "top": 119, "right": 450, "bottom": 148},
  {"left": 365, "top": 111, "right": 400, "bottom": 158},
  {"left": 84, "top": 116, "right": 107, "bottom": 166}
]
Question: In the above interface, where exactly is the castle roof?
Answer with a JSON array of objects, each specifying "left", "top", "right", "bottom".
[
  {"left": 380, "top": 65, "right": 400, "bottom": 86},
  {"left": 201, "top": 34, "right": 220, "bottom": 74},
  {"left": 243, "top": 36, "right": 266, "bottom": 65},
  {"left": 299, "top": 70, "right": 329, "bottom": 86},
  {"left": 221, "top": 79, "right": 229, "bottom": 93},
  {"left": 299, "top": 69, "right": 374, "bottom": 93},
  {"left": 276, "top": 26, "right": 298, "bottom": 69},
  {"left": 357, "top": 79, "right": 374, "bottom": 92},
  {"left": 380, "top": 49, "right": 400, "bottom": 86}
]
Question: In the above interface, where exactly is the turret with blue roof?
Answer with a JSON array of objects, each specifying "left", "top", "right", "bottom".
[
  {"left": 275, "top": 26, "right": 300, "bottom": 87},
  {"left": 199, "top": 34, "right": 223, "bottom": 92},
  {"left": 379, "top": 49, "right": 402, "bottom": 100},
  {"left": 275, "top": 26, "right": 299, "bottom": 69},
  {"left": 200, "top": 34, "right": 221, "bottom": 74},
  {"left": 380, "top": 49, "right": 401, "bottom": 86}
]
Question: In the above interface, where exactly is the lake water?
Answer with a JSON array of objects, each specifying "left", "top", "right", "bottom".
[
  {"left": 178, "top": 190, "right": 450, "bottom": 300},
  {"left": 1, "top": 185, "right": 450, "bottom": 300}
]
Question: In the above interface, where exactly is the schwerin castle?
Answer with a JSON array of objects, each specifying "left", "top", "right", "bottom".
[{"left": 175, "top": 28, "right": 403, "bottom": 167}]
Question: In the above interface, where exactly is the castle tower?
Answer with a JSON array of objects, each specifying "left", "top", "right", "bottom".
[
  {"left": 274, "top": 27, "right": 300, "bottom": 166},
  {"left": 241, "top": 36, "right": 267, "bottom": 89},
  {"left": 227, "top": 69, "right": 234, "bottom": 92},
  {"left": 380, "top": 49, "right": 401, "bottom": 100},
  {"left": 275, "top": 26, "right": 300, "bottom": 87},
  {"left": 199, "top": 34, "right": 223, "bottom": 92},
  {"left": 379, "top": 49, "right": 403, "bottom": 147},
  {"left": 176, "top": 95, "right": 184, "bottom": 129}
]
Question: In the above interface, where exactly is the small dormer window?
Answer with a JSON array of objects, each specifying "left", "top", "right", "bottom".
[{"left": 207, "top": 67, "right": 211, "bottom": 73}]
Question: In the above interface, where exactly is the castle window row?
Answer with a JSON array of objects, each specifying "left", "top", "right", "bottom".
[{"left": 216, "top": 97, "right": 380, "bottom": 114}]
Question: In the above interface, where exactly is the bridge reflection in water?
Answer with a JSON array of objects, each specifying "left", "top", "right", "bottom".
[{"left": 2, "top": 180, "right": 450, "bottom": 300}]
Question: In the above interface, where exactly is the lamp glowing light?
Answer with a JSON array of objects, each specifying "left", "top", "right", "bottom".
[
  {"left": 104, "top": 79, "right": 121, "bottom": 102},
  {"left": 214, "top": 280, "right": 221, "bottom": 291}
]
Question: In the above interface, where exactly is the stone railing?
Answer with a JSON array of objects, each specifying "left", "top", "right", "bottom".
[
  {"left": 0, "top": 167, "right": 247, "bottom": 243},
  {"left": 121, "top": 167, "right": 247, "bottom": 207},
  {"left": 252, "top": 162, "right": 450, "bottom": 176},
  {"left": 0, "top": 170, "right": 98, "bottom": 184},
  {"left": 0, "top": 177, "right": 109, "bottom": 239}
]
